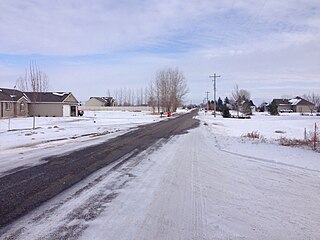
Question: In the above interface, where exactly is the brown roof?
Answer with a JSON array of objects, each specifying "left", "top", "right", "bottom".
[
  {"left": 0, "top": 88, "right": 29, "bottom": 102},
  {"left": 272, "top": 99, "right": 290, "bottom": 105}
]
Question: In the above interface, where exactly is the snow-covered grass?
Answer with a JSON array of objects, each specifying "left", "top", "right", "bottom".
[
  {"left": 198, "top": 110, "right": 319, "bottom": 141},
  {"left": 197, "top": 110, "right": 320, "bottom": 172}
]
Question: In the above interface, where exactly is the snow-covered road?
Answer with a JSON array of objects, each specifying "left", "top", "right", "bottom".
[{"left": 2, "top": 121, "right": 319, "bottom": 240}]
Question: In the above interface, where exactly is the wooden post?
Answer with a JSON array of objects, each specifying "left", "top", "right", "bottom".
[
  {"left": 314, "top": 123, "right": 317, "bottom": 151},
  {"left": 304, "top": 128, "right": 307, "bottom": 141}
]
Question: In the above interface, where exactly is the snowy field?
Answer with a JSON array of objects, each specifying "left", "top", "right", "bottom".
[
  {"left": 1, "top": 110, "right": 320, "bottom": 239},
  {"left": 0, "top": 110, "right": 165, "bottom": 176},
  {"left": 198, "top": 110, "right": 320, "bottom": 174},
  {"left": 202, "top": 110, "right": 319, "bottom": 140}
]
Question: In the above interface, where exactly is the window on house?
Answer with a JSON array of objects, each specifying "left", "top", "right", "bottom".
[
  {"left": 5, "top": 102, "right": 12, "bottom": 111},
  {"left": 20, "top": 102, "right": 25, "bottom": 112}
]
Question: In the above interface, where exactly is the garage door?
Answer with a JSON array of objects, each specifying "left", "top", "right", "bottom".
[{"left": 63, "top": 105, "right": 70, "bottom": 117}]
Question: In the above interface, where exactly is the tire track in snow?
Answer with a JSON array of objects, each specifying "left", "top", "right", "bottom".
[
  {"left": 191, "top": 130, "right": 207, "bottom": 240},
  {"left": 208, "top": 126, "right": 320, "bottom": 174}
]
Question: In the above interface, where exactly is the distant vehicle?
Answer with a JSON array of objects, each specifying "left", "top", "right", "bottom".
[
  {"left": 78, "top": 109, "right": 84, "bottom": 116},
  {"left": 279, "top": 109, "right": 293, "bottom": 113}
]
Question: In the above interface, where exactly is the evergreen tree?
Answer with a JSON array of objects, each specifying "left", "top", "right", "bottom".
[
  {"left": 217, "top": 97, "right": 223, "bottom": 111},
  {"left": 224, "top": 97, "right": 230, "bottom": 105},
  {"left": 268, "top": 100, "right": 279, "bottom": 115},
  {"left": 221, "top": 104, "right": 231, "bottom": 118}
]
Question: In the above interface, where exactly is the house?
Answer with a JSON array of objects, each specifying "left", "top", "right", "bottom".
[
  {"left": 24, "top": 92, "right": 79, "bottom": 117},
  {"left": 257, "top": 102, "right": 268, "bottom": 112},
  {"left": 0, "top": 88, "right": 30, "bottom": 118},
  {"left": 289, "top": 97, "right": 315, "bottom": 113},
  {"left": 272, "top": 99, "right": 293, "bottom": 113},
  {"left": 85, "top": 97, "right": 116, "bottom": 107},
  {"left": 271, "top": 96, "right": 315, "bottom": 113}
]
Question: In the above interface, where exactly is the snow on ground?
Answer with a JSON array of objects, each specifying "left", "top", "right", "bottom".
[
  {"left": 0, "top": 110, "right": 165, "bottom": 176},
  {"left": 196, "top": 110, "right": 320, "bottom": 172},
  {"left": 201, "top": 110, "right": 319, "bottom": 140},
  {"left": 2, "top": 110, "right": 320, "bottom": 239}
]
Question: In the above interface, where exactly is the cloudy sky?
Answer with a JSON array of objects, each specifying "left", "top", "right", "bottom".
[{"left": 0, "top": 0, "right": 319, "bottom": 104}]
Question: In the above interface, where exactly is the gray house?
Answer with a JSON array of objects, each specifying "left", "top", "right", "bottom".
[
  {"left": 289, "top": 97, "right": 315, "bottom": 113},
  {"left": 25, "top": 92, "right": 79, "bottom": 117},
  {"left": 85, "top": 97, "right": 116, "bottom": 107},
  {"left": 0, "top": 88, "right": 30, "bottom": 118},
  {"left": 272, "top": 96, "right": 315, "bottom": 113}
]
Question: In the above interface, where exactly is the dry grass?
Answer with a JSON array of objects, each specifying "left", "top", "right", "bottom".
[
  {"left": 278, "top": 137, "right": 311, "bottom": 147},
  {"left": 241, "top": 131, "right": 266, "bottom": 142},
  {"left": 278, "top": 137, "right": 319, "bottom": 152}
]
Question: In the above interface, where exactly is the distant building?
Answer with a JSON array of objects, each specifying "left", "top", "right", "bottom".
[
  {"left": 85, "top": 97, "right": 116, "bottom": 107},
  {"left": 271, "top": 96, "right": 315, "bottom": 113}
]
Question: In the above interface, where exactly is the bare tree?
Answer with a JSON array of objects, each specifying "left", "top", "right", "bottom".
[
  {"left": 147, "top": 81, "right": 157, "bottom": 113},
  {"left": 119, "top": 88, "right": 123, "bottom": 106},
  {"left": 106, "top": 89, "right": 111, "bottom": 97},
  {"left": 131, "top": 88, "right": 135, "bottom": 106},
  {"left": 113, "top": 89, "right": 119, "bottom": 106},
  {"left": 16, "top": 62, "right": 49, "bottom": 92},
  {"left": 127, "top": 88, "right": 132, "bottom": 106},
  {"left": 140, "top": 88, "right": 144, "bottom": 106},
  {"left": 144, "top": 86, "right": 148, "bottom": 105},
  {"left": 16, "top": 61, "right": 49, "bottom": 129},
  {"left": 231, "top": 84, "right": 251, "bottom": 116},
  {"left": 169, "top": 68, "right": 188, "bottom": 111},
  {"left": 151, "top": 67, "right": 188, "bottom": 112}
]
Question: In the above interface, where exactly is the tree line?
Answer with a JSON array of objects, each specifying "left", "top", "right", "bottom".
[
  {"left": 107, "top": 87, "right": 149, "bottom": 106},
  {"left": 106, "top": 67, "right": 188, "bottom": 111}
]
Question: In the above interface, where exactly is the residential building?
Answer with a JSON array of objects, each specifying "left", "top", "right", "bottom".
[
  {"left": 85, "top": 97, "right": 116, "bottom": 107},
  {"left": 25, "top": 92, "right": 79, "bottom": 117},
  {"left": 271, "top": 96, "right": 315, "bottom": 113},
  {"left": 0, "top": 88, "right": 30, "bottom": 118}
]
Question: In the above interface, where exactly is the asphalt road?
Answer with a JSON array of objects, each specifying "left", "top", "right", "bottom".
[{"left": 0, "top": 110, "right": 199, "bottom": 228}]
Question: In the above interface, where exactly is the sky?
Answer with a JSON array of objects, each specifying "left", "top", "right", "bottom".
[{"left": 0, "top": 0, "right": 319, "bottom": 105}]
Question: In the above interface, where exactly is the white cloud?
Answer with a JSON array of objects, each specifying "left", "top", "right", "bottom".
[
  {"left": 0, "top": 0, "right": 320, "bottom": 104},
  {"left": 1, "top": 0, "right": 317, "bottom": 55}
]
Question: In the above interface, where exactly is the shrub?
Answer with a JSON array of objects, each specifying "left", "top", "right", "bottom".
[{"left": 221, "top": 104, "right": 231, "bottom": 118}]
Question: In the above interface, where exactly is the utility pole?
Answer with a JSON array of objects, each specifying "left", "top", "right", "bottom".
[
  {"left": 209, "top": 73, "right": 221, "bottom": 117},
  {"left": 205, "top": 91, "right": 210, "bottom": 110}
]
